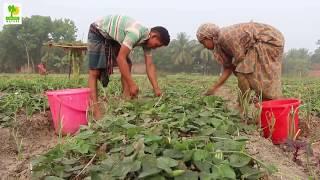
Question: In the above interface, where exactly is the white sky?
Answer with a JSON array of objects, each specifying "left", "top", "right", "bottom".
[{"left": 1, "top": 0, "right": 320, "bottom": 51}]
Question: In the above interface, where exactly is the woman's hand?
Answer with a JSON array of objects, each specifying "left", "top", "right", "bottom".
[{"left": 203, "top": 67, "right": 233, "bottom": 96}]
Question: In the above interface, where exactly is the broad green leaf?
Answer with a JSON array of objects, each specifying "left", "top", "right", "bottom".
[
  {"left": 199, "top": 111, "right": 212, "bottom": 117},
  {"left": 144, "top": 175, "right": 166, "bottom": 180},
  {"left": 205, "top": 143, "right": 214, "bottom": 152},
  {"left": 141, "top": 155, "right": 158, "bottom": 169},
  {"left": 229, "top": 153, "right": 251, "bottom": 167},
  {"left": 100, "top": 156, "right": 117, "bottom": 171},
  {"left": 186, "top": 124, "right": 199, "bottom": 130},
  {"left": 61, "top": 158, "right": 79, "bottom": 165},
  {"left": 210, "top": 119, "right": 222, "bottom": 128},
  {"left": 200, "top": 127, "right": 215, "bottom": 136},
  {"left": 192, "top": 119, "right": 206, "bottom": 126},
  {"left": 163, "top": 149, "right": 184, "bottom": 159},
  {"left": 139, "top": 155, "right": 161, "bottom": 178},
  {"left": 94, "top": 172, "right": 116, "bottom": 180},
  {"left": 169, "top": 170, "right": 185, "bottom": 177},
  {"left": 144, "top": 135, "right": 163, "bottom": 143},
  {"left": 111, "top": 135, "right": 125, "bottom": 142},
  {"left": 111, "top": 161, "right": 140, "bottom": 178},
  {"left": 71, "top": 140, "right": 91, "bottom": 154},
  {"left": 110, "top": 147, "right": 122, "bottom": 153},
  {"left": 172, "top": 106, "right": 184, "bottom": 111},
  {"left": 193, "top": 149, "right": 209, "bottom": 161},
  {"left": 64, "top": 164, "right": 84, "bottom": 172},
  {"left": 111, "top": 162, "right": 132, "bottom": 178},
  {"left": 215, "top": 139, "right": 244, "bottom": 151},
  {"left": 144, "top": 143, "right": 159, "bottom": 154},
  {"left": 213, "top": 113, "right": 225, "bottom": 120},
  {"left": 183, "top": 150, "right": 194, "bottom": 162},
  {"left": 126, "top": 115, "right": 137, "bottom": 121},
  {"left": 212, "top": 131, "right": 232, "bottom": 138},
  {"left": 199, "top": 172, "right": 219, "bottom": 180},
  {"left": 76, "top": 130, "right": 95, "bottom": 140},
  {"left": 125, "top": 146, "right": 135, "bottom": 156},
  {"left": 234, "top": 136, "right": 250, "bottom": 142},
  {"left": 156, "top": 157, "right": 179, "bottom": 173},
  {"left": 239, "top": 166, "right": 265, "bottom": 180},
  {"left": 63, "top": 172, "right": 75, "bottom": 178},
  {"left": 121, "top": 113, "right": 130, "bottom": 117},
  {"left": 44, "top": 176, "right": 64, "bottom": 180},
  {"left": 130, "top": 161, "right": 141, "bottom": 172},
  {"left": 121, "top": 123, "right": 137, "bottom": 129},
  {"left": 219, "top": 164, "right": 236, "bottom": 179},
  {"left": 174, "top": 170, "right": 198, "bottom": 180},
  {"left": 194, "top": 161, "right": 211, "bottom": 173},
  {"left": 138, "top": 168, "right": 161, "bottom": 178},
  {"left": 173, "top": 142, "right": 189, "bottom": 151}
]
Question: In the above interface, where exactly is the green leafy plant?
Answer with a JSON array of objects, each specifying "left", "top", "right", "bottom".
[{"left": 30, "top": 75, "right": 275, "bottom": 179}]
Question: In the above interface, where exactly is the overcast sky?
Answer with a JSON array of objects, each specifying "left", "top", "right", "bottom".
[{"left": 1, "top": 0, "right": 320, "bottom": 51}]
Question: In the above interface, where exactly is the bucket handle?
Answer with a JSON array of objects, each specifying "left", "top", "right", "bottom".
[
  {"left": 265, "top": 105, "right": 295, "bottom": 123},
  {"left": 53, "top": 94, "right": 88, "bottom": 112},
  {"left": 279, "top": 104, "right": 299, "bottom": 118},
  {"left": 269, "top": 104, "right": 295, "bottom": 118}
]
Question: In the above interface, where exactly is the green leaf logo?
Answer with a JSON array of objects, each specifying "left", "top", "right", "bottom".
[
  {"left": 5, "top": 3, "right": 22, "bottom": 24},
  {"left": 8, "top": 5, "right": 20, "bottom": 17}
]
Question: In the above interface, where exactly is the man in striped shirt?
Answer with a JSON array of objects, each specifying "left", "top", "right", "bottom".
[{"left": 87, "top": 15, "right": 170, "bottom": 119}]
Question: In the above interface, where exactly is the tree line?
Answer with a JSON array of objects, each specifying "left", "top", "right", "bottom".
[
  {"left": 0, "top": 15, "right": 77, "bottom": 73},
  {"left": 1, "top": 15, "right": 320, "bottom": 75}
]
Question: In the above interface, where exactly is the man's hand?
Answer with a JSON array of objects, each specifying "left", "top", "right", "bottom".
[
  {"left": 154, "top": 87, "right": 162, "bottom": 97},
  {"left": 117, "top": 45, "right": 137, "bottom": 97},
  {"left": 204, "top": 88, "right": 217, "bottom": 96},
  {"left": 129, "top": 83, "right": 139, "bottom": 97},
  {"left": 145, "top": 55, "right": 163, "bottom": 97}
]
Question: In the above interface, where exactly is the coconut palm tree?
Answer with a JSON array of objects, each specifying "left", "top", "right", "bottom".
[
  {"left": 170, "top": 32, "right": 193, "bottom": 65},
  {"left": 199, "top": 48, "right": 213, "bottom": 75}
]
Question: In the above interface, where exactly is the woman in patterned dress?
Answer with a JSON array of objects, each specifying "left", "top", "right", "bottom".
[{"left": 196, "top": 22, "right": 285, "bottom": 101}]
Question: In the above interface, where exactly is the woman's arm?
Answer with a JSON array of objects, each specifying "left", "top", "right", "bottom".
[{"left": 204, "top": 67, "right": 233, "bottom": 96}]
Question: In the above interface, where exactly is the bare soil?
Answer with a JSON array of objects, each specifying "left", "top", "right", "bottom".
[{"left": 0, "top": 111, "right": 57, "bottom": 179}]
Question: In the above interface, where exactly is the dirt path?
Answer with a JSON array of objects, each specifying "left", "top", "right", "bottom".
[
  {"left": 215, "top": 86, "right": 309, "bottom": 179},
  {"left": 0, "top": 111, "right": 57, "bottom": 179}
]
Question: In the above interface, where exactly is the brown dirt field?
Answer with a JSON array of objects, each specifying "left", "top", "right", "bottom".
[{"left": 0, "top": 111, "right": 57, "bottom": 179}]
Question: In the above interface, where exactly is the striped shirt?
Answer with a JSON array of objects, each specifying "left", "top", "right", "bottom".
[{"left": 94, "top": 15, "right": 151, "bottom": 55}]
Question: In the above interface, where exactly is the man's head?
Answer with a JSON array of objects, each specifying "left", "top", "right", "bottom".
[{"left": 146, "top": 26, "right": 170, "bottom": 49}]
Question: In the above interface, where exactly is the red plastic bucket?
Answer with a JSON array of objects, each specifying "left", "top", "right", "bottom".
[
  {"left": 46, "top": 88, "right": 90, "bottom": 135},
  {"left": 260, "top": 98, "right": 300, "bottom": 144}
]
